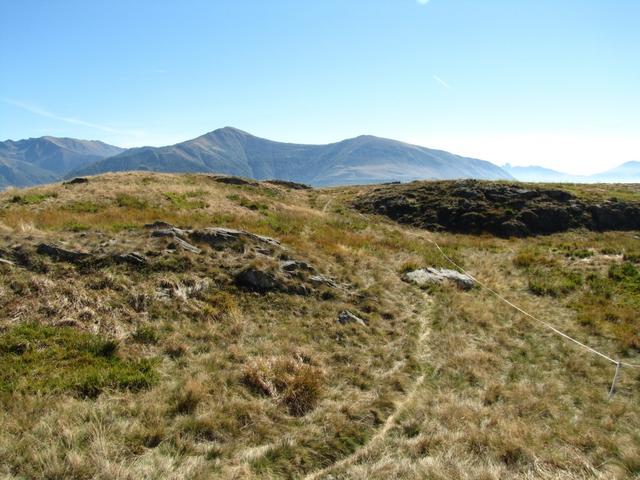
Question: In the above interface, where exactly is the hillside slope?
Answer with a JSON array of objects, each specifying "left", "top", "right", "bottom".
[
  {"left": 0, "top": 173, "right": 638, "bottom": 479},
  {"left": 70, "top": 127, "right": 512, "bottom": 185}
]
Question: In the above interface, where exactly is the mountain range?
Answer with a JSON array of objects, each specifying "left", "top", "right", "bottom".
[
  {"left": 67, "top": 127, "right": 511, "bottom": 186},
  {"left": 0, "top": 137, "right": 124, "bottom": 189},
  {"left": 1, "top": 127, "right": 638, "bottom": 189},
  {"left": 0, "top": 128, "right": 510, "bottom": 189},
  {"left": 502, "top": 162, "right": 640, "bottom": 183}
]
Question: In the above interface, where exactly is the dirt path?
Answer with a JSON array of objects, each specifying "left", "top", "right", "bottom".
[{"left": 304, "top": 296, "right": 433, "bottom": 480}]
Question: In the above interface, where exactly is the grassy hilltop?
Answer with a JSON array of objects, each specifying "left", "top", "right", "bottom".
[{"left": 0, "top": 173, "right": 639, "bottom": 479}]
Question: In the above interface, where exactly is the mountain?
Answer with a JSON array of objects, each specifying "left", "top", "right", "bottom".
[
  {"left": 0, "top": 136, "right": 125, "bottom": 189},
  {"left": 0, "top": 157, "right": 59, "bottom": 190},
  {"left": 590, "top": 161, "right": 640, "bottom": 182},
  {"left": 501, "top": 164, "right": 584, "bottom": 183},
  {"left": 504, "top": 161, "right": 640, "bottom": 183},
  {"left": 70, "top": 127, "right": 512, "bottom": 185}
]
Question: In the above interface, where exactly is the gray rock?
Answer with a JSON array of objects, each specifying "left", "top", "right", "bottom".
[
  {"left": 211, "top": 175, "right": 258, "bottom": 186},
  {"left": 404, "top": 268, "right": 475, "bottom": 290},
  {"left": 190, "top": 228, "right": 281, "bottom": 250},
  {"left": 113, "top": 252, "right": 147, "bottom": 267},
  {"left": 145, "top": 221, "right": 176, "bottom": 230},
  {"left": 63, "top": 177, "right": 89, "bottom": 185},
  {"left": 280, "top": 260, "right": 315, "bottom": 273},
  {"left": 337, "top": 310, "right": 366, "bottom": 326},
  {"left": 235, "top": 268, "right": 280, "bottom": 292},
  {"left": 309, "top": 274, "right": 338, "bottom": 288},
  {"left": 36, "top": 243, "right": 90, "bottom": 263},
  {"left": 0, "top": 257, "right": 14, "bottom": 267}
]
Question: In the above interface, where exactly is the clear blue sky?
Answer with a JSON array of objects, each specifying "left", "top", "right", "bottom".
[{"left": 1, "top": 0, "right": 639, "bottom": 174}]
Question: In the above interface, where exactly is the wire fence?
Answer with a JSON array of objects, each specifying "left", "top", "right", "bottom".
[{"left": 423, "top": 236, "right": 640, "bottom": 399}]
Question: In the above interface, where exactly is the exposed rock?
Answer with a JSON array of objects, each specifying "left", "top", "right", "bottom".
[
  {"left": 265, "top": 179, "right": 312, "bottom": 190},
  {"left": 63, "top": 177, "right": 89, "bottom": 185},
  {"left": 309, "top": 274, "right": 338, "bottom": 288},
  {"left": 404, "top": 267, "right": 475, "bottom": 290},
  {"left": 36, "top": 243, "right": 90, "bottom": 263},
  {"left": 113, "top": 252, "right": 147, "bottom": 267},
  {"left": 280, "top": 260, "right": 315, "bottom": 273},
  {"left": 145, "top": 221, "right": 176, "bottom": 229},
  {"left": 190, "top": 228, "right": 281, "bottom": 250},
  {"left": 337, "top": 310, "right": 366, "bottom": 326},
  {"left": 235, "top": 267, "right": 281, "bottom": 292},
  {"left": 211, "top": 175, "right": 258, "bottom": 186},
  {"left": 499, "top": 219, "right": 529, "bottom": 238},
  {"left": 353, "top": 180, "right": 640, "bottom": 237},
  {"left": 169, "top": 236, "right": 202, "bottom": 254}
]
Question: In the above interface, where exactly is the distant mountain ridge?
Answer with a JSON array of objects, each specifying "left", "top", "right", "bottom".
[
  {"left": 69, "top": 127, "right": 511, "bottom": 186},
  {"left": 503, "top": 161, "right": 640, "bottom": 183},
  {"left": 0, "top": 136, "right": 124, "bottom": 189}
]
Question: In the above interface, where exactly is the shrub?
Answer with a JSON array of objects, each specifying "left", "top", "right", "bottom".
[
  {"left": 243, "top": 355, "right": 324, "bottom": 416},
  {"left": 132, "top": 325, "right": 159, "bottom": 344}
]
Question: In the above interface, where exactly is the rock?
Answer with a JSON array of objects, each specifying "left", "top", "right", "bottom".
[
  {"left": 150, "top": 228, "right": 201, "bottom": 253},
  {"left": 190, "top": 228, "right": 281, "bottom": 250},
  {"left": 171, "top": 236, "right": 202, "bottom": 254},
  {"left": 211, "top": 175, "right": 258, "bottom": 186},
  {"left": 404, "top": 267, "right": 475, "bottom": 290},
  {"left": 36, "top": 243, "right": 90, "bottom": 263},
  {"left": 235, "top": 268, "right": 281, "bottom": 293},
  {"left": 264, "top": 179, "right": 312, "bottom": 190},
  {"left": 145, "top": 221, "right": 176, "bottom": 229},
  {"left": 353, "top": 180, "right": 640, "bottom": 237},
  {"left": 337, "top": 310, "right": 366, "bottom": 326},
  {"left": 113, "top": 252, "right": 147, "bottom": 267},
  {"left": 498, "top": 219, "right": 528, "bottom": 238},
  {"left": 309, "top": 274, "right": 338, "bottom": 288},
  {"left": 280, "top": 260, "right": 315, "bottom": 273},
  {"left": 63, "top": 177, "right": 89, "bottom": 185}
]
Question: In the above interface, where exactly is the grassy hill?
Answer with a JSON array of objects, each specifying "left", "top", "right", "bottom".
[{"left": 0, "top": 173, "right": 638, "bottom": 479}]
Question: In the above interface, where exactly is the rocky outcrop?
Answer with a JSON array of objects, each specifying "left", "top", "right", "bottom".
[
  {"left": 265, "top": 179, "right": 312, "bottom": 190},
  {"left": 337, "top": 310, "right": 366, "bottom": 326},
  {"left": 353, "top": 180, "right": 640, "bottom": 237},
  {"left": 403, "top": 268, "right": 475, "bottom": 290}
]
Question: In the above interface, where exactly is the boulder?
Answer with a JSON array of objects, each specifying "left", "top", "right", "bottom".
[
  {"left": 36, "top": 243, "right": 90, "bottom": 263},
  {"left": 404, "top": 267, "right": 475, "bottom": 290},
  {"left": 113, "top": 252, "right": 147, "bottom": 267},
  {"left": 235, "top": 268, "right": 281, "bottom": 292},
  {"left": 211, "top": 175, "right": 258, "bottom": 186},
  {"left": 337, "top": 310, "right": 366, "bottom": 326},
  {"left": 63, "top": 177, "right": 89, "bottom": 185},
  {"left": 264, "top": 179, "right": 312, "bottom": 190},
  {"left": 190, "top": 228, "right": 281, "bottom": 250}
]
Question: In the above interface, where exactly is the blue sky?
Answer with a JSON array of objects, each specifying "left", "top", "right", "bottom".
[{"left": 1, "top": 0, "right": 638, "bottom": 174}]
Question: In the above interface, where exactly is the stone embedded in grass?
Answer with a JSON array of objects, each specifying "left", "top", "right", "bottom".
[
  {"left": 235, "top": 267, "right": 281, "bottom": 292},
  {"left": 337, "top": 310, "right": 366, "bottom": 326},
  {"left": 63, "top": 177, "right": 89, "bottom": 185},
  {"left": 36, "top": 243, "right": 90, "bottom": 263},
  {"left": 403, "top": 267, "right": 475, "bottom": 290}
]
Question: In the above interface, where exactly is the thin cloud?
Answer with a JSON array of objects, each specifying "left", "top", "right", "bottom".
[
  {"left": 433, "top": 75, "right": 451, "bottom": 89},
  {"left": 417, "top": 0, "right": 430, "bottom": 4},
  {"left": 0, "top": 97, "right": 141, "bottom": 136}
]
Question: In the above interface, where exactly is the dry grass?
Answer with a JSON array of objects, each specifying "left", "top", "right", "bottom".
[{"left": 0, "top": 173, "right": 638, "bottom": 479}]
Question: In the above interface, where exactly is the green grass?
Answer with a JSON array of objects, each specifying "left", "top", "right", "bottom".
[
  {"left": 116, "top": 193, "right": 148, "bottom": 209},
  {"left": 164, "top": 192, "right": 207, "bottom": 209},
  {"left": 9, "top": 191, "right": 57, "bottom": 205},
  {"left": 0, "top": 324, "right": 157, "bottom": 397}
]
